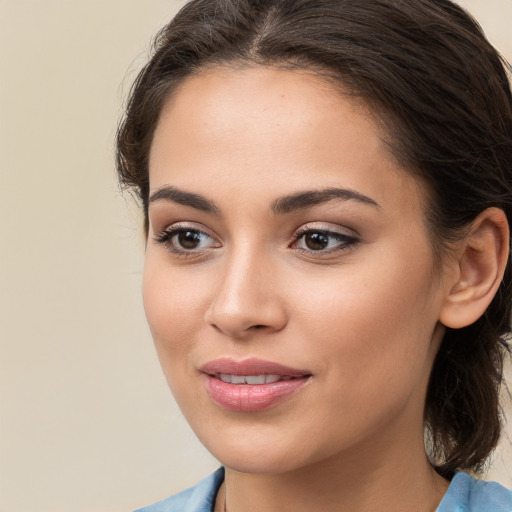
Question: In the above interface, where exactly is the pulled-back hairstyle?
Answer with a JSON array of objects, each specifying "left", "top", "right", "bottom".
[{"left": 116, "top": 0, "right": 512, "bottom": 478}]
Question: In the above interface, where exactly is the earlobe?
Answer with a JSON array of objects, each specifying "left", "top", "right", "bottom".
[{"left": 439, "top": 208, "right": 509, "bottom": 329}]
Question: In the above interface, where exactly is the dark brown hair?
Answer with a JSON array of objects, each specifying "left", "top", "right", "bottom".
[{"left": 116, "top": 0, "right": 512, "bottom": 478}]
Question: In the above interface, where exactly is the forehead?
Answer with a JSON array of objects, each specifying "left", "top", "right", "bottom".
[
  {"left": 149, "top": 65, "right": 424, "bottom": 217},
  {"left": 152, "top": 65, "right": 374, "bottom": 164}
]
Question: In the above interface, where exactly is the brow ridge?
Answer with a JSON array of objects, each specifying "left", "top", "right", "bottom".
[
  {"left": 270, "top": 187, "right": 380, "bottom": 214},
  {"left": 148, "top": 185, "right": 379, "bottom": 216},
  {"left": 149, "top": 185, "right": 220, "bottom": 215}
]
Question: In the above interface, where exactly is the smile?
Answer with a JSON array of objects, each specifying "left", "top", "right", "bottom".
[
  {"left": 201, "top": 358, "right": 312, "bottom": 412},
  {"left": 215, "top": 374, "right": 295, "bottom": 384}
]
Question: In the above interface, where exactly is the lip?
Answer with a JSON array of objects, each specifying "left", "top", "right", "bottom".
[
  {"left": 200, "top": 358, "right": 312, "bottom": 412},
  {"left": 201, "top": 357, "right": 310, "bottom": 377}
]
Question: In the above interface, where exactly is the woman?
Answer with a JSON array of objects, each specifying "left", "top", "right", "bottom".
[{"left": 116, "top": 0, "right": 512, "bottom": 510}]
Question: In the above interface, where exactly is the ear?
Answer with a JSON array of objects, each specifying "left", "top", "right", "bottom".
[{"left": 439, "top": 207, "right": 509, "bottom": 329}]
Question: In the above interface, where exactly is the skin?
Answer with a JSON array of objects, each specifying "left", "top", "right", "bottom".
[{"left": 144, "top": 65, "right": 460, "bottom": 512}]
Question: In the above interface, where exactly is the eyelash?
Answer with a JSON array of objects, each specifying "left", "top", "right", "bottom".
[
  {"left": 153, "top": 223, "right": 359, "bottom": 258},
  {"left": 292, "top": 225, "right": 359, "bottom": 255},
  {"left": 153, "top": 223, "right": 218, "bottom": 257}
]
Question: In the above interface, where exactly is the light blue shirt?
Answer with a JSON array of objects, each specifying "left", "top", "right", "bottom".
[{"left": 134, "top": 468, "right": 512, "bottom": 512}]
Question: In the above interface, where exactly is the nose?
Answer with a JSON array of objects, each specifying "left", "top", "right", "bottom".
[{"left": 204, "top": 247, "right": 288, "bottom": 339}]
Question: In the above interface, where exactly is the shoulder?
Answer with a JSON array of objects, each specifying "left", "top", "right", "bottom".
[
  {"left": 133, "top": 467, "right": 225, "bottom": 512},
  {"left": 437, "top": 471, "right": 512, "bottom": 512}
]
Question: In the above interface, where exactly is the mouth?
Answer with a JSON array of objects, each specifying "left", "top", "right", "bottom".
[
  {"left": 200, "top": 358, "right": 312, "bottom": 412},
  {"left": 213, "top": 374, "right": 296, "bottom": 384}
]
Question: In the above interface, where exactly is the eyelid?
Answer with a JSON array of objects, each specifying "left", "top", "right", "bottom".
[{"left": 293, "top": 222, "right": 359, "bottom": 239}]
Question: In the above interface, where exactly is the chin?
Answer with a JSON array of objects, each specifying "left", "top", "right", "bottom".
[
  {"left": 194, "top": 424, "right": 326, "bottom": 475},
  {"left": 214, "top": 449, "right": 308, "bottom": 475}
]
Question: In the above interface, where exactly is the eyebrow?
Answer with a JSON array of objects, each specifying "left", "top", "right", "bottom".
[
  {"left": 270, "top": 187, "right": 381, "bottom": 214},
  {"left": 148, "top": 185, "right": 380, "bottom": 215},
  {"left": 149, "top": 186, "right": 221, "bottom": 215}
]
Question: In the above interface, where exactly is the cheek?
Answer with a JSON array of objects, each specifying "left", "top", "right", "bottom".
[
  {"left": 142, "top": 255, "right": 208, "bottom": 363},
  {"left": 292, "top": 245, "right": 439, "bottom": 388},
  {"left": 142, "top": 257, "right": 217, "bottom": 413}
]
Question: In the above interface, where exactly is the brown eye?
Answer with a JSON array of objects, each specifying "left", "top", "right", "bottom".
[
  {"left": 304, "top": 232, "right": 330, "bottom": 251},
  {"left": 154, "top": 225, "right": 219, "bottom": 255},
  {"left": 177, "top": 230, "right": 203, "bottom": 249},
  {"left": 294, "top": 228, "right": 358, "bottom": 254}
]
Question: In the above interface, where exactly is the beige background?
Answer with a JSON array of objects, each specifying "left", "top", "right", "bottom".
[{"left": 0, "top": 1, "right": 511, "bottom": 511}]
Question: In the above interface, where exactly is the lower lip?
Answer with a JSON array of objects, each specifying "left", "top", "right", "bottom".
[{"left": 204, "top": 374, "right": 310, "bottom": 412}]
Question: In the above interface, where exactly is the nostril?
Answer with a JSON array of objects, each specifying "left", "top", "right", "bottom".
[{"left": 205, "top": 295, "right": 288, "bottom": 337}]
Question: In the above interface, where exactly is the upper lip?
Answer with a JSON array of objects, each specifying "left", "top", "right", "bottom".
[{"left": 200, "top": 357, "right": 311, "bottom": 377}]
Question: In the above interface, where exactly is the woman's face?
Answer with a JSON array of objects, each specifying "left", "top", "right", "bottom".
[{"left": 144, "top": 66, "right": 451, "bottom": 474}]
